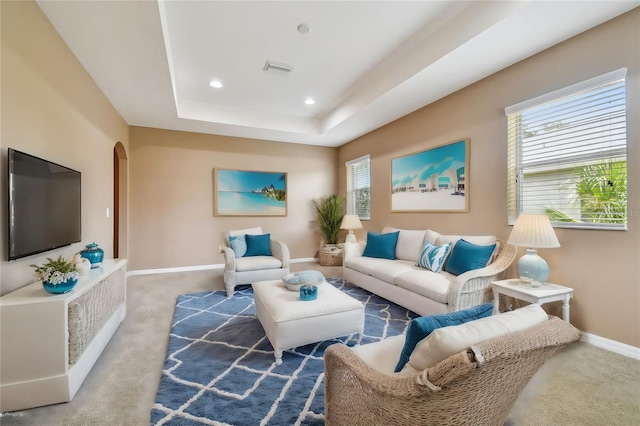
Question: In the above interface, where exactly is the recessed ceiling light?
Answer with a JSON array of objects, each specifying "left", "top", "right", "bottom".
[
  {"left": 304, "top": 98, "right": 315, "bottom": 105},
  {"left": 209, "top": 80, "right": 223, "bottom": 88},
  {"left": 297, "top": 23, "right": 312, "bottom": 34}
]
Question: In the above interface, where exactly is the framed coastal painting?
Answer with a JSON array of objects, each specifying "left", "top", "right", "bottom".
[
  {"left": 214, "top": 168, "right": 287, "bottom": 216},
  {"left": 391, "top": 138, "right": 469, "bottom": 212}
]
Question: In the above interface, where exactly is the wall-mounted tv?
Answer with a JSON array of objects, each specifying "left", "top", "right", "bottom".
[{"left": 8, "top": 149, "right": 81, "bottom": 260}]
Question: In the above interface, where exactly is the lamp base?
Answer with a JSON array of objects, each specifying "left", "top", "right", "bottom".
[
  {"left": 517, "top": 248, "right": 550, "bottom": 284},
  {"left": 345, "top": 231, "right": 357, "bottom": 244}
]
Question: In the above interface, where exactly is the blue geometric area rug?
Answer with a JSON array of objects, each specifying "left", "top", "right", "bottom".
[{"left": 150, "top": 277, "right": 418, "bottom": 426}]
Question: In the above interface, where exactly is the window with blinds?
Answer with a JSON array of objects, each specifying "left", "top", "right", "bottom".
[
  {"left": 506, "top": 68, "right": 627, "bottom": 230},
  {"left": 346, "top": 155, "right": 370, "bottom": 220}
]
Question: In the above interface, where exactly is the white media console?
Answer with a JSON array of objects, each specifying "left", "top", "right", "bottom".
[{"left": 0, "top": 259, "right": 127, "bottom": 412}]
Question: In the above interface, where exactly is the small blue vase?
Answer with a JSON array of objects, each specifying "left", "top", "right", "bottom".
[
  {"left": 43, "top": 278, "right": 78, "bottom": 294},
  {"left": 80, "top": 242, "right": 104, "bottom": 268},
  {"left": 300, "top": 284, "right": 318, "bottom": 301}
]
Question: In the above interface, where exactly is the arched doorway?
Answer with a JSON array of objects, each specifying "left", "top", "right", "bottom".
[{"left": 113, "top": 142, "right": 128, "bottom": 259}]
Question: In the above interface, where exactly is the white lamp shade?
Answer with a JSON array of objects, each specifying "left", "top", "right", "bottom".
[
  {"left": 507, "top": 214, "right": 560, "bottom": 248},
  {"left": 340, "top": 215, "right": 363, "bottom": 230}
]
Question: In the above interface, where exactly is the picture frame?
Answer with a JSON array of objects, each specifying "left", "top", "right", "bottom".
[
  {"left": 391, "top": 138, "right": 469, "bottom": 212},
  {"left": 214, "top": 168, "right": 287, "bottom": 216}
]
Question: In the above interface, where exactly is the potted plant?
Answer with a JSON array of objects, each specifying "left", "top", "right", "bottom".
[
  {"left": 311, "top": 194, "right": 345, "bottom": 265},
  {"left": 31, "top": 255, "right": 80, "bottom": 294}
]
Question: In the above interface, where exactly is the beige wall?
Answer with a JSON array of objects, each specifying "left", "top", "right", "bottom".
[
  {"left": 338, "top": 9, "right": 640, "bottom": 347},
  {"left": 128, "top": 127, "right": 337, "bottom": 271},
  {"left": 0, "top": 1, "right": 130, "bottom": 295}
]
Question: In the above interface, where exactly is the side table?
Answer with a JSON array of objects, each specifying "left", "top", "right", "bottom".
[{"left": 492, "top": 279, "right": 574, "bottom": 322}]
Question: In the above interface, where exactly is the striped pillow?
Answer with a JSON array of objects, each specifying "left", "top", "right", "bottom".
[{"left": 416, "top": 241, "right": 451, "bottom": 273}]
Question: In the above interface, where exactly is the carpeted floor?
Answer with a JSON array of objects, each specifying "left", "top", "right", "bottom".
[
  {"left": 150, "top": 278, "right": 417, "bottom": 425},
  {"left": 1, "top": 265, "right": 638, "bottom": 425}
]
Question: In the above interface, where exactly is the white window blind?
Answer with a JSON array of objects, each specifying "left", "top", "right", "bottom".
[
  {"left": 346, "top": 155, "right": 370, "bottom": 220},
  {"left": 506, "top": 68, "right": 627, "bottom": 230}
]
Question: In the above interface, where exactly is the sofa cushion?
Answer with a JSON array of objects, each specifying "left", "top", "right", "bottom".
[
  {"left": 416, "top": 241, "right": 451, "bottom": 273},
  {"left": 370, "top": 260, "right": 415, "bottom": 283},
  {"left": 362, "top": 231, "right": 400, "bottom": 260},
  {"left": 236, "top": 256, "right": 282, "bottom": 272},
  {"left": 402, "top": 304, "right": 549, "bottom": 374},
  {"left": 444, "top": 239, "right": 496, "bottom": 276},
  {"left": 351, "top": 334, "right": 406, "bottom": 375},
  {"left": 394, "top": 303, "right": 494, "bottom": 372},
  {"left": 383, "top": 227, "right": 427, "bottom": 262},
  {"left": 229, "top": 235, "right": 247, "bottom": 258},
  {"left": 394, "top": 270, "right": 452, "bottom": 304},
  {"left": 245, "top": 233, "right": 272, "bottom": 256},
  {"left": 434, "top": 233, "right": 496, "bottom": 247}
]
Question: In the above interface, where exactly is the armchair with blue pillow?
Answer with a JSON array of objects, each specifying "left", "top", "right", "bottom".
[
  {"left": 220, "top": 227, "right": 290, "bottom": 297},
  {"left": 324, "top": 304, "right": 582, "bottom": 426}
]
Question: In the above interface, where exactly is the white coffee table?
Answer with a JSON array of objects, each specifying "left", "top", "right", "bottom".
[
  {"left": 252, "top": 279, "right": 364, "bottom": 364},
  {"left": 492, "top": 279, "right": 574, "bottom": 322}
]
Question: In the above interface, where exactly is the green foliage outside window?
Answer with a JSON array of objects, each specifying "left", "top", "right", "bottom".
[{"left": 545, "top": 161, "right": 627, "bottom": 224}]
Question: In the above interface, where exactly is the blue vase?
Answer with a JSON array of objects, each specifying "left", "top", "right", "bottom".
[
  {"left": 43, "top": 277, "right": 78, "bottom": 294},
  {"left": 80, "top": 242, "right": 104, "bottom": 268},
  {"left": 300, "top": 284, "right": 318, "bottom": 301}
]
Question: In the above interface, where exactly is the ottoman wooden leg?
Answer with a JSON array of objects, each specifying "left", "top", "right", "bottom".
[{"left": 274, "top": 349, "right": 283, "bottom": 365}]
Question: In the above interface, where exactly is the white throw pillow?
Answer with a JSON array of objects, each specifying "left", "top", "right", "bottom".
[
  {"left": 381, "top": 227, "right": 428, "bottom": 262},
  {"left": 402, "top": 304, "right": 548, "bottom": 374}
]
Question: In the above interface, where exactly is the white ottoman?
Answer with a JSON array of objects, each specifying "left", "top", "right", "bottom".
[{"left": 252, "top": 279, "right": 365, "bottom": 364}]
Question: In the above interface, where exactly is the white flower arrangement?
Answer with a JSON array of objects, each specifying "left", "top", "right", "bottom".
[{"left": 31, "top": 256, "right": 79, "bottom": 285}]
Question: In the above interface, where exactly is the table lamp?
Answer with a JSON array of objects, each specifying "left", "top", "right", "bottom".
[
  {"left": 507, "top": 213, "right": 560, "bottom": 285},
  {"left": 340, "top": 215, "right": 363, "bottom": 244}
]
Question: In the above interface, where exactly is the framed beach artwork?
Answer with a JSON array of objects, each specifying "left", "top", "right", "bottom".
[
  {"left": 214, "top": 168, "right": 287, "bottom": 216},
  {"left": 391, "top": 138, "right": 469, "bottom": 212}
]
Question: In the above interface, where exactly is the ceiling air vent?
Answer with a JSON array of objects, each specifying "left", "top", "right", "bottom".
[{"left": 263, "top": 60, "right": 293, "bottom": 73}]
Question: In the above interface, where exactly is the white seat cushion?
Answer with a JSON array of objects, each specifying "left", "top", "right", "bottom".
[
  {"left": 252, "top": 281, "right": 363, "bottom": 323},
  {"left": 236, "top": 256, "right": 282, "bottom": 272},
  {"left": 394, "top": 270, "right": 452, "bottom": 304},
  {"left": 402, "top": 304, "right": 549, "bottom": 374},
  {"left": 351, "top": 334, "right": 406, "bottom": 375},
  {"left": 369, "top": 259, "right": 415, "bottom": 283}
]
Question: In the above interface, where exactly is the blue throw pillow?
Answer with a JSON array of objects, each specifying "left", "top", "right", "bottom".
[
  {"left": 245, "top": 233, "right": 272, "bottom": 256},
  {"left": 362, "top": 231, "right": 400, "bottom": 260},
  {"left": 394, "top": 303, "right": 494, "bottom": 372},
  {"left": 229, "top": 235, "right": 247, "bottom": 258},
  {"left": 416, "top": 241, "right": 451, "bottom": 273},
  {"left": 444, "top": 239, "right": 497, "bottom": 276}
]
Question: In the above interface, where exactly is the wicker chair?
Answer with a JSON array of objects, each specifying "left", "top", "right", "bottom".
[{"left": 324, "top": 316, "right": 581, "bottom": 426}]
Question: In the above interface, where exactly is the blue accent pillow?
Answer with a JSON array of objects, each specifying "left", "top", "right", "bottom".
[
  {"left": 394, "top": 303, "right": 494, "bottom": 372},
  {"left": 229, "top": 235, "right": 247, "bottom": 258},
  {"left": 245, "top": 233, "right": 272, "bottom": 256},
  {"left": 416, "top": 241, "right": 451, "bottom": 273},
  {"left": 362, "top": 231, "right": 400, "bottom": 260},
  {"left": 444, "top": 239, "right": 497, "bottom": 276},
  {"left": 282, "top": 270, "right": 325, "bottom": 286}
]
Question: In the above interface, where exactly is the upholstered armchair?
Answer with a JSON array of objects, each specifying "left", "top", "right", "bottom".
[
  {"left": 220, "top": 227, "right": 290, "bottom": 297},
  {"left": 324, "top": 314, "right": 581, "bottom": 426}
]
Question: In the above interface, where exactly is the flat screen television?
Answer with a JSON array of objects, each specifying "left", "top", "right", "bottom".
[{"left": 8, "top": 148, "right": 81, "bottom": 260}]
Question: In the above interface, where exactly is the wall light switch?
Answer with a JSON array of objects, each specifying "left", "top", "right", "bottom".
[{"left": 106, "top": 207, "right": 110, "bottom": 218}]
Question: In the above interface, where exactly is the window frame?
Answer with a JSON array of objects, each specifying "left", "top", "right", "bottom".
[
  {"left": 505, "top": 68, "right": 628, "bottom": 230},
  {"left": 345, "top": 154, "right": 371, "bottom": 221}
]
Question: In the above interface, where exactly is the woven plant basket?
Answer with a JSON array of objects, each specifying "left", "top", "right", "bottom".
[{"left": 319, "top": 244, "right": 343, "bottom": 266}]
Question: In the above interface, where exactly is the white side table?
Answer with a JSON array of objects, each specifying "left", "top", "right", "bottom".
[{"left": 492, "top": 279, "right": 574, "bottom": 322}]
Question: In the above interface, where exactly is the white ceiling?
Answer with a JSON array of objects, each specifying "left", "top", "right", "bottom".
[{"left": 36, "top": 1, "right": 638, "bottom": 147}]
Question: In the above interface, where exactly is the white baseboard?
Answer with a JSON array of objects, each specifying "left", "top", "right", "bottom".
[
  {"left": 582, "top": 332, "right": 640, "bottom": 360},
  {"left": 126, "top": 258, "right": 320, "bottom": 277}
]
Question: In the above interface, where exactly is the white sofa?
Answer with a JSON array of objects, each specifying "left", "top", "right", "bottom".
[{"left": 342, "top": 227, "right": 516, "bottom": 316}]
